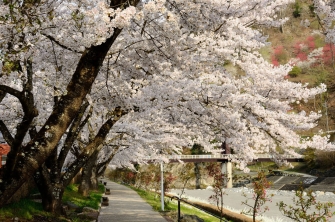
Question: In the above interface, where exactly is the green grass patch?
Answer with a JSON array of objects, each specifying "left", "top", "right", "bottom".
[
  {"left": 259, "top": 46, "right": 272, "bottom": 62},
  {"left": 248, "top": 161, "right": 308, "bottom": 174},
  {"left": 131, "top": 187, "right": 222, "bottom": 222},
  {"left": 0, "top": 183, "right": 104, "bottom": 221},
  {"left": 248, "top": 162, "right": 278, "bottom": 172},
  {"left": 63, "top": 184, "right": 104, "bottom": 210},
  {"left": 313, "top": 34, "right": 326, "bottom": 48},
  {"left": 0, "top": 198, "right": 48, "bottom": 220},
  {"left": 168, "top": 200, "right": 221, "bottom": 222},
  {"left": 132, "top": 187, "right": 174, "bottom": 212},
  {"left": 280, "top": 162, "right": 309, "bottom": 173}
]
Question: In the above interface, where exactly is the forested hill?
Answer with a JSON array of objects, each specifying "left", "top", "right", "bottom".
[{"left": 256, "top": 0, "right": 335, "bottom": 136}]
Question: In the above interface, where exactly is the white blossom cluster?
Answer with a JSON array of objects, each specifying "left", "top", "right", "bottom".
[
  {"left": 1, "top": 0, "right": 334, "bottom": 171},
  {"left": 313, "top": 0, "right": 335, "bottom": 43}
]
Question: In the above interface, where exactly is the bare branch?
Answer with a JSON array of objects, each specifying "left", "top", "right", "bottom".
[
  {"left": 58, "top": 100, "right": 91, "bottom": 168},
  {"left": 43, "top": 34, "right": 82, "bottom": 54},
  {"left": 62, "top": 107, "right": 127, "bottom": 185},
  {"left": 0, "top": 120, "right": 14, "bottom": 146}
]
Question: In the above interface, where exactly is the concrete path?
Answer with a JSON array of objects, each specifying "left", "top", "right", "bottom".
[{"left": 98, "top": 180, "right": 167, "bottom": 222}]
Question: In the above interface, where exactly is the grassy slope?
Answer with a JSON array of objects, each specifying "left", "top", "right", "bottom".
[
  {"left": 261, "top": 0, "right": 335, "bottom": 134},
  {"left": 251, "top": 0, "right": 335, "bottom": 174},
  {"left": 62, "top": 183, "right": 104, "bottom": 210},
  {"left": 0, "top": 199, "right": 47, "bottom": 221},
  {"left": 0, "top": 184, "right": 104, "bottom": 221},
  {"left": 132, "top": 186, "right": 223, "bottom": 222}
]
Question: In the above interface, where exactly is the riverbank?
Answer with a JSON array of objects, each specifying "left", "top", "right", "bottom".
[{"left": 169, "top": 186, "right": 335, "bottom": 222}]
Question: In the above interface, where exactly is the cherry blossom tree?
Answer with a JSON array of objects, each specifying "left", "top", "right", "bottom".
[
  {"left": 313, "top": 0, "right": 335, "bottom": 45},
  {"left": 0, "top": 0, "right": 334, "bottom": 214},
  {"left": 0, "top": 0, "right": 140, "bottom": 211}
]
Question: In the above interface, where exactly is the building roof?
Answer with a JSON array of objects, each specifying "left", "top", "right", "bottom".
[{"left": 0, "top": 144, "right": 10, "bottom": 155}]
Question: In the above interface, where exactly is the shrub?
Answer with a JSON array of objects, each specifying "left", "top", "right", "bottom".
[
  {"left": 278, "top": 186, "right": 335, "bottom": 222},
  {"left": 293, "top": 1, "right": 302, "bottom": 18},
  {"left": 304, "top": 148, "right": 335, "bottom": 169},
  {"left": 315, "top": 150, "right": 335, "bottom": 169},
  {"left": 288, "top": 66, "right": 302, "bottom": 77},
  {"left": 321, "top": 44, "right": 335, "bottom": 65},
  {"left": 314, "top": 35, "right": 325, "bottom": 48},
  {"left": 206, "top": 163, "right": 227, "bottom": 222},
  {"left": 303, "top": 147, "right": 317, "bottom": 169},
  {"left": 241, "top": 171, "right": 273, "bottom": 222},
  {"left": 314, "top": 69, "right": 329, "bottom": 86},
  {"left": 271, "top": 45, "right": 289, "bottom": 66},
  {"left": 309, "top": 4, "right": 316, "bottom": 17}
]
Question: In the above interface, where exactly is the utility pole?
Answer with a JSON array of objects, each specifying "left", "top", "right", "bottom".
[
  {"left": 324, "top": 100, "right": 329, "bottom": 132},
  {"left": 160, "top": 162, "right": 164, "bottom": 211}
]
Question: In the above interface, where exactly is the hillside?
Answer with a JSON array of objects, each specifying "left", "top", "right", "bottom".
[{"left": 260, "top": 0, "right": 335, "bottom": 135}]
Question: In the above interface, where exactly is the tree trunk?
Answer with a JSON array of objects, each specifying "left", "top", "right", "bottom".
[
  {"left": 0, "top": 1, "right": 140, "bottom": 207},
  {"left": 40, "top": 184, "right": 64, "bottom": 215},
  {"left": 90, "top": 163, "right": 98, "bottom": 190},
  {"left": 0, "top": 1, "right": 139, "bottom": 204},
  {"left": 34, "top": 166, "right": 64, "bottom": 215},
  {"left": 194, "top": 163, "right": 201, "bottom": 189},
  {"left": 78, "top": 172, "right": 90, "bottom": 197},
  {"left": 78, "top": 151, "right": 98, "bottom": 196},
  {"left": 34, "top": 170, "right": 64, "bottom": 215}
]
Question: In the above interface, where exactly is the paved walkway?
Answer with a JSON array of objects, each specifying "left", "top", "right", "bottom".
[{"left": 98, "top": 180, "right": 167, "bottom": 222}]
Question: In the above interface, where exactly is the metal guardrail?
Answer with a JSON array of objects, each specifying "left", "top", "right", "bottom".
[
  {"left": 144, "top": 154, "right": 302, "bottom": 161},
  {"left": 170, "top": 196, "right": 228, "bottom": 222},
  {"left": 166, "top": 154, "right": 233, "bottom": 159}
]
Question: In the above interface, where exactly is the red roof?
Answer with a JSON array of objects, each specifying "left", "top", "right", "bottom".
[{"left": 0, "top": 144, "right": 10, "bottom": 155}]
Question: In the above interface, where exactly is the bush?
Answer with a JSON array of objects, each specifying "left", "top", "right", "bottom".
[
  {"left": 309, "top": 4, "right": 316, "bottom": 17},
  {"left": 293, "top": 1, "right": 302, "bottom": 18},
  {"left": 304, "top": 148, "right": 335, "bottom": 169},
  {"left": 278, "top": 186, "right": 335, "bottom": 221},
  {"left": 241, "top": 171, "right": 273, "bottom": 222},
  {"left": 272, "top": 45, "right": 289, "bottom": 66},
  {"left": 315, "top": 150, "right": 335, "bottom": 169},
  {"left": 288, "top": 66, "right": 302, "bottom": 77},
  {"left": 303, "top": 147, "right": 317, "bottom": 169}
]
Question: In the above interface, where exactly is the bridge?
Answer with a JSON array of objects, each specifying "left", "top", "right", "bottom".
[
  {"left": 143, "top": 154, "right": 304, "bottom": 190},
  {"left": 143, "top": 154, "right": 304, "bottom": 163}
]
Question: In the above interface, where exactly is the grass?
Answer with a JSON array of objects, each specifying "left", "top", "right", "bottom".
[
  {"left": 0, "top": 183, "right": 104, "bottom": 221},
  {"left": 259, "top": 46, "right": 272, "bottom": 62},
  {"left": 282, "top": 162, "right": 309, "bottom": 173},
  {"left": 131, "top": 187, "right": 223, "bottom": 222},
  {"left": 63, "top": 183, "right": 105, "bottom": 210},
  {"left": 0, "top": 198, "right": 48, "bottom": 220},
  {"left": 248, "top": 162, "right": 308, "bottom": 174},
  {"left": 248, "top": 162, "right": 278, "bottom": 172}
]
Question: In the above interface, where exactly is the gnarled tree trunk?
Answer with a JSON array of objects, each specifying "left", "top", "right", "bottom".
[
  {"left": 34, "top": 163, "right": 64, "bottom": 215},
  {"left": 0, "top": 0, "right": 140, "bottom": 207},
  {"left": 78, "top": 151, "right": 99, "bottom": 196},
  {"left": 39, "top": 183, "right": 65, "bottom": 215}
]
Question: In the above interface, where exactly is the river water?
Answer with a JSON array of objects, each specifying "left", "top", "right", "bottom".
[{"left": 168, "top": 187, "right": 335, "bottom": 222}]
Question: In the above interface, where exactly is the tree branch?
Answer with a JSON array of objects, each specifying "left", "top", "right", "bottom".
[
  {"left": 0, "top": 90, "right": 6, "bottom": 103},
  {"left": 0, "top": 0, "right": 140, "bottom": 207},
  {"left": 0, "top": 85, "right": 22, "bottom": 99},
  {"left": 61, "top": 107, "right": 127, "bottom": 185},
  {"left": 43, "top": 34, "right": 82, "bottom": 54},
  {"left": 0, "top": 120, "right": 14, "bottom": 145},
  {"left": 96, "top": 145, "right": 120, "bottom": 177},
  {"left": 57, "top": 100, "right": 91, "bottom": 168}
]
